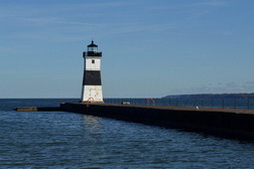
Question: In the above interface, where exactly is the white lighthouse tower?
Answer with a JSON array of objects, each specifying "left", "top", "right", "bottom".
[{"left": 81, "top": 41, "right": 103, "bottom": 103}]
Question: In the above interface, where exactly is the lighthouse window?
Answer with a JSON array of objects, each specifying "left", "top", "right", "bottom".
[{"left": 92, "top": 60, "right": 95, "bottom": 64}]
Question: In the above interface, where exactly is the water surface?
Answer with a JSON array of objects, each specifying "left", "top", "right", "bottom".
[{"left": 0, "top": 99, "right": 253, "bottom": 168}]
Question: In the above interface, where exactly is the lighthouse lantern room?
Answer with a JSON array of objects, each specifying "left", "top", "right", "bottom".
[{"left": 81, "top": 41, "right": 103, "bottom": 103}]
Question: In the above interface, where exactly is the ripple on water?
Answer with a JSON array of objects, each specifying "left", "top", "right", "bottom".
[{"left": 0, "top": 109, "right": 254, "bottom": 168}]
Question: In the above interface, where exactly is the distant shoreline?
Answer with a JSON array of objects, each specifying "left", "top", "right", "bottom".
[{"left": 163, "top": 93, "right": 254, "bottom": 98}]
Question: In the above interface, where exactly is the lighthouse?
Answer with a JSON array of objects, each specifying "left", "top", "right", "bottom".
[{"left": 81, "top": 41, "right": 103, "bottom": 103}]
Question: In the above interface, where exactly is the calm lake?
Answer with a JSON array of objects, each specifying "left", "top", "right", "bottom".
[{"left": 0, "top": 99, "right": 254, "bottom": 168}]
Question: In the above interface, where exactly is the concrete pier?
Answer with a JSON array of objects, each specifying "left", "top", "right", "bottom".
[
  {"left": 60, "top": 102, "right": 254, "bottom": 140},
  {"left": 15, "top": 107, "right": 62, "bottom": 112},
  {"left": 15, "top": 103, "right": 254, "bottom": 140}
]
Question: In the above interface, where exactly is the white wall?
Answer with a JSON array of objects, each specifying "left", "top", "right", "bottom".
[
  {"left": 85, "top": 58, "right": 101, "bottom": 71},
  {"left": 81, "top": 85, "right": 103, "bottom": 102}
]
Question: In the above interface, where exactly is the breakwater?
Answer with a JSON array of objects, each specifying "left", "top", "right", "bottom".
[
  {"left": 15, "top": 107, "right": 62, "bottom": 112},
  {"left": 60, "top": 102, "right": 254, "bottom": 140},
  {"left": 15, "top": 102, "right": 254, "bottom": 140}
]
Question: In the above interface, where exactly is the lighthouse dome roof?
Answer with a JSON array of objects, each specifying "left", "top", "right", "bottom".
[{"left": 87, "top": 41, "right": 98, "bottom": 47}]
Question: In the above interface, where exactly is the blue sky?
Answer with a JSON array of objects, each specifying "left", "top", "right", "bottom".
[{"left": 0, "top": 0, "right": 254, "bottom": 98}]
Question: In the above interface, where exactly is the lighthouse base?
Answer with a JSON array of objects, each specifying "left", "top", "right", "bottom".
[
  {"left": 81, "top": 101, "right": 104, "bottom": 104},
  {"left": 81, "top": 85, "right": 103, "bottom": 103}
]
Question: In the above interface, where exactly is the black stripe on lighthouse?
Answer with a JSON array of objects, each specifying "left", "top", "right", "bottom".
[{"left": 83, "top": 71, "right": 102, "bottom": 85}]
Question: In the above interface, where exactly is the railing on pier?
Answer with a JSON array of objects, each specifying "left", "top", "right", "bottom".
[{"left": 103, "top": 97, "right": 254, "bottom": 110}]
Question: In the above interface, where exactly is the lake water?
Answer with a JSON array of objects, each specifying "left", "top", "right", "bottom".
[{"left": 0, "top": 99, "right": 254, "bottom": 168}]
